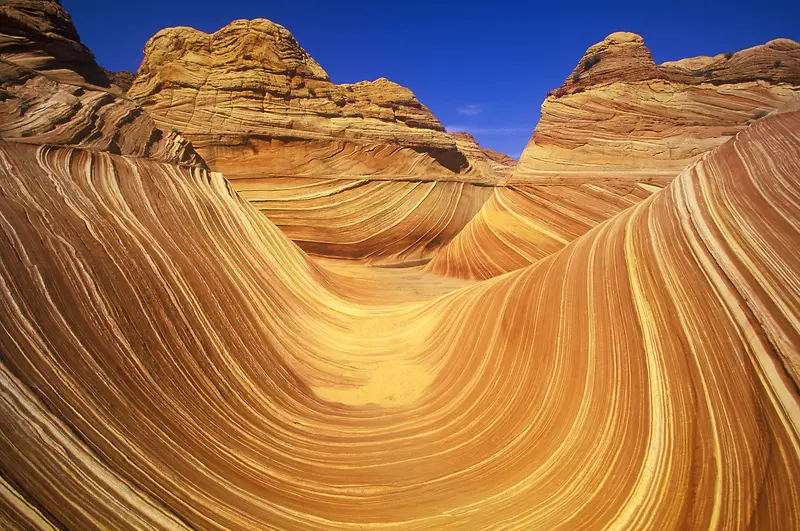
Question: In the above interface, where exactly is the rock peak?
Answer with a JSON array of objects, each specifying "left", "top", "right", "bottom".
[
  {"left": 552, "top": 32, "right": 800, "bottom": 98},
  {"left": 602, "top": 31, "right": 644, "bottom": 44},
  {"left": 765, "top": 37, "right": 800, "bottom": 49},
  {"left": 135, "top": 17, "right": 330, "bottom": 86},
  {"left": 561, "top": 31, "right": 660, "bottom": 91}
]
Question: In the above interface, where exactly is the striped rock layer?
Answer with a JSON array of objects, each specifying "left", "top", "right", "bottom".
[
  {"left": 128, "top": 20, "right": 513, "bottom": 264},
  {"left": 2, "top": 104, "right": 800, "bottom": 529},
  {"left": 449, "top": 131, "right": 517, "bottom": 179},
  {"left": 0, "top": 0, "right": 204, "bottom": 167},
  {"left": 425, "top": 32, "right": 800, "bottom": 279}
]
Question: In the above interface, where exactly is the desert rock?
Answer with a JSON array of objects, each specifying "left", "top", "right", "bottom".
[
  {"left": 3, "top": 7, "right": 800, "bottom": 528},
  {"left": 2, "top": 104, "right": 800, "bottom": 530},
  {"left": 425, "top": 33, "right": 800, "bottom": 279},
  {"left": 129, "top": 20, "right": 508, "bottom": 263},
  {"left": 449, "top": 131, "right": 517, "bottom": 178},
  {"left": 0, "top": 0, "right": 204, "bottom": 166}
]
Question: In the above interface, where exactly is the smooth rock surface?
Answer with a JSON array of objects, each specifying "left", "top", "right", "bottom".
[{"left": 2, "top": 106, "right": 800, "bottom": 530}]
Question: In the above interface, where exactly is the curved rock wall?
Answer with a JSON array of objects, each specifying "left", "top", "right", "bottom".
[{"left": 1, "top": 109, "right": 799, "bottom": 529}]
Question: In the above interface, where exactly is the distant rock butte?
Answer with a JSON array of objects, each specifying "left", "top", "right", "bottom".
[
  {"left": 129, "top": 19, "right": 490, "bottom": 178},
  {"left": 449, "top": 131, "right": 517, "bottom": 178},
  {"left": 103, "top": 68, "right": 135, "bottom": 92},
  {"left": 425, "top": 32, "right": 800, "bottom": 279},
  {"left": 0, "top": 0, "right": 204, "bottom": 167},
  {"left": 129, "top": 19, "right": 511, "bottom": 263},
  {"left": 523, "top": 32, "right": 800, "bottom": 185}
]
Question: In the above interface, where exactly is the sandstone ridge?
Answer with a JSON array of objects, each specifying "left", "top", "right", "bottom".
[
  {"left": 425, "top": 32, "right": 800, "bottom": 279},
  {"left": 558, "top": 32, "right": 800, "bottom": 96},
  {"left": 129, "top": 18, "right": 510, "bottom": 263},
  {"left": 129, "top": 19, "right": 478, "bottom": 176}
]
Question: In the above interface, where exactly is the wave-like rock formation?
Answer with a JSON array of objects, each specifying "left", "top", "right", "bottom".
[
  {"left": 0, "top": 0, "right": 203, "bottom": 166},
  {"left": 426, "top": 32, "right": 800, "bottom": 279},
  {"left": 425, "top": 180, "right": 663, "bottom": 278},
  {"left": 232, "top": 176, "right": 492, "bottom": 263},
  {"left": 2, "top": 102, "right": 800, "bottom": 529},
  {"left": 127, "top": 19, "right": 509, "bottom": 263},
  {"left": 3, "top": 5, "right": 800, "bottom": 526}
]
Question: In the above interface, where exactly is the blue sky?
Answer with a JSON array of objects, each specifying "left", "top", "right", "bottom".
[{"left": 64, "top": 0, "right": 800, "bottom": 159}]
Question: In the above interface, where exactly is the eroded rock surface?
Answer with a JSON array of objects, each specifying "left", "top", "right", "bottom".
[
  {"left": 524, "top": 32, "right": 800, "bottom": 184},
  {"left": 0, "top": 0, "right": 204, "bottom": 166},
  {"left": 129, "top": 20, "right": 509, "bottom": 263},
  {"left": 426, "top": 33, "right": 800, "bottom": 279},
  {"left": 2, "top": 103, "right": 800, "bottom": 530},
  {"left": 3, "top": 5, "right": 800, "bottom": 528}
]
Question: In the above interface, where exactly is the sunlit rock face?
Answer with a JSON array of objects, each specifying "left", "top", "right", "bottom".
[
  {"left": 517, "top": 32, "right": 800, "bottom": 184},
  {"left": 3, "top": 4, "right": 800, "bottom": 528},
  {"left": 449, "top": 131, "right": 517, "bottom": 179},
  {"left": 128, "top": 20, "right": 509, "bottom": 264},
  {"left": 425, "top": 32, "right": 800, "bottom": 279},
  {"left": 3, "top": 100, "right": 800, "bottom": 531},
  {"left": 0, "top": 0, "right": 204, "bottom": 166}
]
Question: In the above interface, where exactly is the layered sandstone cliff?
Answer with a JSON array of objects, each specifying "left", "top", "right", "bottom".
[
  {"left": 0, "top": 0, "right": 110, "bottom": 86},
  {"left": 0, "top": 0, "right": 203, "bottom": 166},
  {"left": 426, "top": 32, "right": 800, "bottom": 279},
  {"left": 520, "top": 32, "right": 800, "bottom": 183},
  {"left": 128, "top": 20, "right": 507, "bottom": 263}
]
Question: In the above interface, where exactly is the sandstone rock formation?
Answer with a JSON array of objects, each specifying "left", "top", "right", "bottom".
[
  {"left": 425, "top": 180, "right": 663, "bottom": 278},
  {"left": 103, "top": 68, "right": 135, "bottom": 92},
  {"left": 3, "top": 5, "right": 800, "bottom": 528},
  {"left": 128, "top": 20, "right": 507, "bottom": 263},
  {"left": 2, "top": 99, "right": 800, "bottom": 529},
  {"left": 449, "top": 131, "right": 517, "bottom": 178},
  {"left": 0, "top": 0, "right": 204, "bottom": 166},
  {"left": 0, "top": 0, "right": 111, "bottom": 86},
  {"left": 524, "top": 32, "right": 800, "bottom": 183},
  {"left": 425, "top": 32, "right": 800, "bottom": 279}
]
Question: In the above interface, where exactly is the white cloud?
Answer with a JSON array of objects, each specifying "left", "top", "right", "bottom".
[
  {"left": 457, "top": 104, "right": 484, "bottom": 116},
  {"left": 444, "top": 125, "right": 531, "bottom": 136}
]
